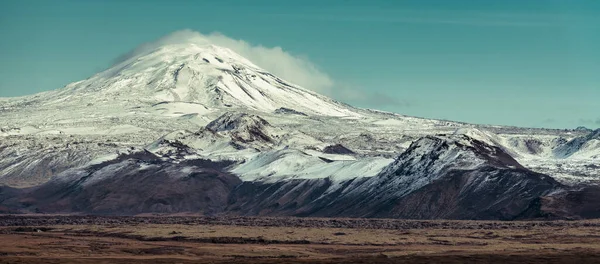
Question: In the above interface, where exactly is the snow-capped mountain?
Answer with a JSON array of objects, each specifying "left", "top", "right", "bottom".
[
  {"left": 24, "top": 43, "right": 356, "bottom": 117},
  {"left": 554, "top": 129, "right": 600, "bottom": 159},
  {"left": 0, "top": 40, "right": 599, "bottom": 218}
]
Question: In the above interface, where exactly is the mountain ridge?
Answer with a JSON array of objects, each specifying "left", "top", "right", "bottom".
[{"left": 0, "top": 40, "right": 599, "bottom": 219}]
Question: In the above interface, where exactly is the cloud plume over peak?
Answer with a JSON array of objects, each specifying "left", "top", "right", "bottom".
[{"left": 114, "top": 29, "right": 334, "bottom": 94}]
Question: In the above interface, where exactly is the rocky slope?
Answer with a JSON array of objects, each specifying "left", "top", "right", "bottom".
[
  {"left": 2, "top": 132, "right": 596, "bottom": 219},
  {"left": 2, "top": 152, "right": 240, "bottom": 215},
  {"left": 228, "top": 135, "right": 577, "bottom": 220}
]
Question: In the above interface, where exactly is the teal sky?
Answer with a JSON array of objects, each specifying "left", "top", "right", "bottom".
[{"left": 1, "top": 0, "right": 599, "bottom": 129}]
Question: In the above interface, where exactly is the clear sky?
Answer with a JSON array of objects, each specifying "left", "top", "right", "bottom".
[{"left": 1, "top": 0, "right": 599, "bottom": 129}]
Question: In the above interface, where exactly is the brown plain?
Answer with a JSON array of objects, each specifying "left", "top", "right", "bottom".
[{"left": 1, "top": 216, "right": 600, "bottom": 263}]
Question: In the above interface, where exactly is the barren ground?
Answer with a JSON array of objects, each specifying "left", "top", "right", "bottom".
[{"left": 1, "top": 216, "right": 600, "bottom": 263}]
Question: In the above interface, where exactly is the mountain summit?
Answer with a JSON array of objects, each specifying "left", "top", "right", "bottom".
[{"left": 48, "top": 43, "right": 356, "bottom": 117}]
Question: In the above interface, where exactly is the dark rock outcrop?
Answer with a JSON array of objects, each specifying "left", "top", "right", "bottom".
[
  {"left": 273, "top": 107, "right": 308, "bottom": 116},
  {"left": 322, "top": 144, "right": 355, "bottom": 155},
  {"left": 206, "top": 112, "right": 275, "bottom": 144}
]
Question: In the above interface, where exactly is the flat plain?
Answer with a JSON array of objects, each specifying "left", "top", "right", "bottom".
[{"left": 1, "top": 216, "right": 600, "bottom": 263}]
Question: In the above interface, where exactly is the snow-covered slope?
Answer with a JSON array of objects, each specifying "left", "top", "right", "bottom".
[
  {"left": 232, "top": 148, "right": 392, "bottom": 182},
  {"left": 554, "top": 129, "right": 600, "bottom": 159}
]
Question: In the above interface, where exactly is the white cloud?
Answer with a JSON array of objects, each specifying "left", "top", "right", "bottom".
[{"left": 115, "top": 29, "right": 334, "bottom": 94}]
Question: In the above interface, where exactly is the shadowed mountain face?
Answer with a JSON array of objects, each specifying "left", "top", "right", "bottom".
[
  {"left": 368, "top": 168, "right": 560, "bottom": 220},
  {"left": 3, "top": 152, "right": 240, "bottom": 215},
  {"left": 523, "top": 186, "right": 600, "bottom": 219}
]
